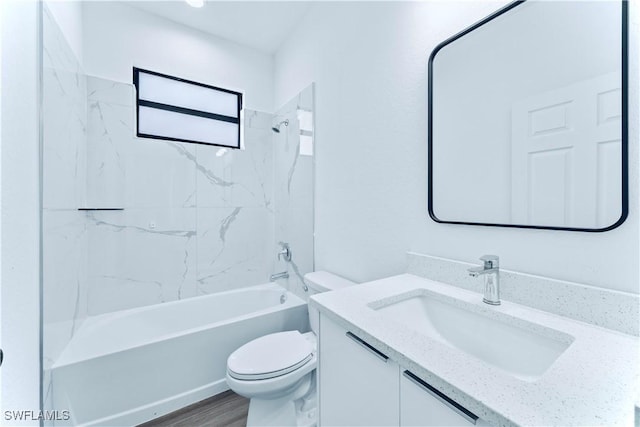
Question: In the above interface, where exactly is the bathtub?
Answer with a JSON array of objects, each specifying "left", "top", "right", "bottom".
[{"left": 50, "top": 283, "right": 308, "bottom": 426}]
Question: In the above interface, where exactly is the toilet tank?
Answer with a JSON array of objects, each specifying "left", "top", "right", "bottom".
[{"left": 304, "top": 271, "right": 356, "bottom": 333}]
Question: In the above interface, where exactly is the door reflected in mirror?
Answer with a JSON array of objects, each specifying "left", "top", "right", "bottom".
[{"left": 428, "top": 0, "right": 627, "bottom": 231}]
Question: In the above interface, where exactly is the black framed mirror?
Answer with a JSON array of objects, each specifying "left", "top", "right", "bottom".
[{"left": 428, "top": 0, "right": 628, "bottom": 232}]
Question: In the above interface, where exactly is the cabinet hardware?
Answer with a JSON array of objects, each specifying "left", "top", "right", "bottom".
[
  {"left": 345, "top": 331, "right": 389, "bottom": 362},
  {"left": 403, "top": 370, "right": 478, "bottom": 425}
]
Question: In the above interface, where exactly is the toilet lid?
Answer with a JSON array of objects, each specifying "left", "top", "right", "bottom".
[{"left": 227, "top": 331, "right": 313, "bottom": 380}]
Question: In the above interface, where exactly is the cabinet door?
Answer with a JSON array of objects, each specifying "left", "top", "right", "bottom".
[
  {"left": 319, "top": 315, "right": 400, "bottom": 426},
  {"left": 401, "top": 371, "right": 488, "bottom": 426}
]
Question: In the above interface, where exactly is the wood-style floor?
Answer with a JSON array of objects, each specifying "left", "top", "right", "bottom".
[{"left": 138, "top": 390, "right": 249, "bottom": 427}]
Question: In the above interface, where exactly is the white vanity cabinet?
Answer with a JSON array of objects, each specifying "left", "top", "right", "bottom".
[
  {"left": 318, "top": 314, "right": 491, "bottom": 427},
  {"left": 318, "top": 315, "right": 400, "bottom": 426}
]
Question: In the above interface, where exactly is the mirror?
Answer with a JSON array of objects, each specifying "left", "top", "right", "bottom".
[{"left": 428, "top": 0, "right": 627, "bottom": 231}]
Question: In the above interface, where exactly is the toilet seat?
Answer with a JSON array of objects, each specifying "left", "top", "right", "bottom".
[{"left": 228, "top": 331, "right": 314, "bottom": 381}]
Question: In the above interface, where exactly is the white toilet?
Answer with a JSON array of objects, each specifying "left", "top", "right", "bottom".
[{"left": 226, "top": 271, "right": 355, "bottom": 427}]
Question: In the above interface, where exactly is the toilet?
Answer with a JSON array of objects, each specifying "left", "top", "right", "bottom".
[{"left": 226, "top": 271, "right": 356, "bottom": 427}]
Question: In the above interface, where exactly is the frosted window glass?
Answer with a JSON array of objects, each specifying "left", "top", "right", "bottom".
[
  {"left": 138, "top": 72, "right": 239, "bottom": 118},
  {"left": 138, "top": 106, "right": 239, "bottom": 148}
]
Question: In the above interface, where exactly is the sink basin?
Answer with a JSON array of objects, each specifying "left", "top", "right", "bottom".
[{"left": 370, "top": 291, "right": 573, "bottom": 381}]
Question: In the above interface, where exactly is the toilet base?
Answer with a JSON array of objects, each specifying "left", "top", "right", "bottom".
[{"left": 246, "top": 374, "right": 317, "bottom": 427}]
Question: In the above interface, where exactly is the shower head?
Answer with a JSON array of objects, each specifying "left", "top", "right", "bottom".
[{"left": 271, "top": 119, "right": 289, "bottom": 133}]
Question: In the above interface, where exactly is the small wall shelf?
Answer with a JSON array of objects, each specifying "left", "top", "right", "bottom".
[{"left": 77, "top": 208, "right": 124, "bottom": 211}]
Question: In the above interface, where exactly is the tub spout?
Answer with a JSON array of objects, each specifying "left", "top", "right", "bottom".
[{"left": 270, "top": 271, "right": 289, "bottom": 281}]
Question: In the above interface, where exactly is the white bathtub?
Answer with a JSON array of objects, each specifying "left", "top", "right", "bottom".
[{"left": 50, "top": 283, "right": 308, "bottom": 426}]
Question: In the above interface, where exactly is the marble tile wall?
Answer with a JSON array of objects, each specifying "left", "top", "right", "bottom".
[
  {"left": 42, "top": 8, "right": 278, "bottom": 354},
  {"left": 195, "top": 111, "right": 276, "bottom": 296},
  {"left": 42, "top": 3, "right": 88, "bottom": 415},
  {"left": 85, "top": 77, "right": 131, "bottom": 208},
  {"left": 43, "top": 4, "right": 315, "bottom": 379},
  {"left": 272, "top": 84, "right": 316, "bottom": 300},
  {"left": 45, "top": 72, "right": 304, "bottom": 324},
  {"left": 42, "top": 6, "right": 315, "bottom": 422},
  {"left": 79, "top": 82, "right": 315, "bottom": 312},
  {"left": 82, "top": 78, "right": 277, "bottom": 315},
  {"left": 84, "top": 76, "right": 192, "bottom": 315},
  {"left": 86, "top": 208, "right": 198, "bottom": 313},
  {"left": 42, "top": 1, "right": 87, "bottom": 356},
  {"left": 45, "top": 83, "right": 282, "bottom": 322},
  {"left": 42, "top": 5, "right": 87, "bottom": 211}
]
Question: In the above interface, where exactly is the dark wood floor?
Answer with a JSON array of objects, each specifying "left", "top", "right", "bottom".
[{"left": 138, "top": 390, "right": 249, "bottom": 427}]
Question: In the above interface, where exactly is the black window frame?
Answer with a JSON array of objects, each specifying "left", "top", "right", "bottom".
[{"left": 133, "top": 67, "right": 243, "bottom": 149}]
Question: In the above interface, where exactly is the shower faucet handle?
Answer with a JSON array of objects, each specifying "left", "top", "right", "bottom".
[{"left": 277, "top": 242, "right": 292, "bottom": 262}]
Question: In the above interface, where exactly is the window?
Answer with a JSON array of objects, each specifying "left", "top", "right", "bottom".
[{"left": 133, "top": 68, "right": 243, "bottom": 149}]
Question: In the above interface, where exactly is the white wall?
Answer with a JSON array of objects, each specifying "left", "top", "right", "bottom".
[
  {"left": 82, "top": 2, "right": 274, "bottom": 112},
  {"left": 45, "top": 0, "right": 83, "bottom": 63},
  {"left": 0, "top": 0, "right": 42, "bottom": 424},
  {"left": 274, "top": 1, "right": 640, "bottom": 294}
]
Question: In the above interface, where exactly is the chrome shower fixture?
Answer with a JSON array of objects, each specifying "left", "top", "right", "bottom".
[{"left": 271, "top": 120, "right": 289, "bottom": 133}]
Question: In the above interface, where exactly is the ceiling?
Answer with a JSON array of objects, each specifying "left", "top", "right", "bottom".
[{"left": 127, "top": 1, "right": 312, "bottom": 54}]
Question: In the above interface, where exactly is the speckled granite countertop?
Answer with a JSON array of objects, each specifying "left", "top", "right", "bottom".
[{"left": 310, "top": 274, "right": 640, "bottom": 427}]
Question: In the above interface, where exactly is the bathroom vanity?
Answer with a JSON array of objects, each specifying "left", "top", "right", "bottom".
[
  {"left": 319, "top": 312, "right": 491, "bottom": 426},
  {"left": 311, "top": 274, "right": 639, "bottom": 426}
]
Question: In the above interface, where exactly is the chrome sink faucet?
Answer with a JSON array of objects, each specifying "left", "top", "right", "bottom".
[{"left": 468, "top": 255, "right": 500, "bottom": 306}]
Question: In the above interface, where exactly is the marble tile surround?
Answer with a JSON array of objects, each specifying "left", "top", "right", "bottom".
[
  {"left": 42, "top": 4, "right": 87, "bottom": 211},
  {"left": 42, "top": 6, "right": 315, "bottom": 422},
  {"left": 82, "top": 78, "right": 279, "bottom": 315},
  {"left": 407, "top": 252, "right": 639, "bottom": 335},
  {"left": 44, "top": 1, "right": 315, "bottom": 352},
  {"left": 86, "top": 208, "right": 198, "bottom": 313},
  {"left": 45, "top": 75, "right": 314, "bottom": 323},
  {"left": 42, "top": 4, "right": 87, "bottom": 417},
  {"left": 271, "top": 85, "right": 315, "bottom": 301},
  {"left": 43, "top": 2, "right": 88, "bottom": 362}
]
